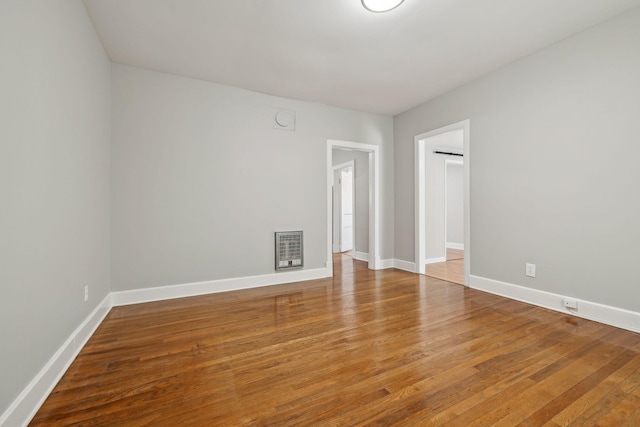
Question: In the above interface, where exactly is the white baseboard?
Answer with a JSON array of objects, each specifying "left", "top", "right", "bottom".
[
  {"left": 469, "top": 275, "right": 640, "bottom": 334},
  {"left": 425, "top": 257, "right": 446, "bottom": 265},
  {"left": 377, "top": 259, "right": 394, "bottom": 270},
  {"left": 350, "top": 256, "right": 415, "bottom": 273},
  {"left": 446, "top": 242, "right": 464, "bottom": 250},
  {"left": 354, "top": 251, "right": 369, "bottom": 262},
  {"left": 111, "top": 267, "right": 332, "bottom": 306},
  {"left": 374, "top": 259, "right": 416, "bottom": 273},
  {"left": 0, "top": 295, "right": 112, "bottom": 427},
  {"left": 342, "top": 254, "right": 415, "bottom": 274},
  {"left": 393, "top": 259, "right": 417, "bottom": 273}
]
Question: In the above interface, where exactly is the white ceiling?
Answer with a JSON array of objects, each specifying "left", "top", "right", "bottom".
[{"left": 84, "top": 0, "right": 640, "bottom": 116}]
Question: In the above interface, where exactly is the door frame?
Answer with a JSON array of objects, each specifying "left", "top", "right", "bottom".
[
  {"left": 415, "top": 120, "right": 470, "bottom": 285},
  {"left": 327, "top": 140, "right": 380, "bottom": 273},
  {"left": 332, "top": 160, "right": 355, "bottom": 254}
]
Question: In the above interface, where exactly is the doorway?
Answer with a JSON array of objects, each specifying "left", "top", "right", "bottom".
[
  {"left": 327, "top": 140, "right": 380, "bottom": 274},
  {"left": 424, "top": 158, "right": 464, "bottom": 285},
  {"left": 415, "top": 120, "right": 470, "bottom": 286}
]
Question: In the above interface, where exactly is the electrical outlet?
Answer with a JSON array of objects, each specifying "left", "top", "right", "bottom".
[
  {"left": 564, "top": 298, "right": 578, "bottom": 310},
  {"left": 525, "top": 263, "right": 536, "bottom": 278},
  {"left": 84, "top": 285, "right": 89, "bottom": 302}
]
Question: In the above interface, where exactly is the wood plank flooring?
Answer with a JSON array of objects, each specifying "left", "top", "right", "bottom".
[
  {"left": 446, "top": 248, "right": 464, "bottom": 261},
  {"left": 425, "top": 248, "right": 464, "bottom": 285},
  {"left": 31, "top": 254, "right": 640, "bottom": 426}
]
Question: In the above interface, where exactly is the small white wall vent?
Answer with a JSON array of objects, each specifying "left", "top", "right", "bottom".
[
  {"left": 272, "top": 108, "right": 296, "bottom": 131},
  {"left": 275, "top": 231, "right": 303, "bottom": 270}
]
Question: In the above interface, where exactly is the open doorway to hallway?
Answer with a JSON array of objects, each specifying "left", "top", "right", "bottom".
[
  {"left": 332, "top": 149, "right": 369, "bottom": 262},
  {"left": 415, "top": 120, "right": 470, "bottom": 286},
  {"left": 425, "top": 158, "right": 464, "bottom": 284},
  {"left": 327, "top": 140, "right": 380, "bottom": 273},
  {"left": 425, "top": 154, "right": 464, "bottom": 285}
]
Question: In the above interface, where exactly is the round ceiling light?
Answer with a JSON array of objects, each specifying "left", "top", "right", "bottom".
[{"left": 361, "top": 0, "right": 405, "bottom": 13}]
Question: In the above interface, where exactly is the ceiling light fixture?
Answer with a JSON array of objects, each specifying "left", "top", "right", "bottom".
[{"left": 361, "top": 0, "right": 405, "bottom": 13}]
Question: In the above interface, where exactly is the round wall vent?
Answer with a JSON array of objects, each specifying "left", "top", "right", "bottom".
[{"left": 273, "top": 108, "right": 296, "bottom": 131}]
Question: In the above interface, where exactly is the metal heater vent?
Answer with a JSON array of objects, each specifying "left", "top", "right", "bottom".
[{"left": 275, "top": 231, "right": 303, "bottom": 270}]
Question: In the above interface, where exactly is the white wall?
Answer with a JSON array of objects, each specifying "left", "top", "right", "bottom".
[
  {"left": 111, "top": 65, "right": 394, "bottom": 291},
  {"left": 332, "top": 149, "right": 370, "bottom": 256},
  {"left": 394, "top": 8, "right": 640, "bottom": 312},
  {"left": 446, "top": 162, "right": 464, "bottom": 247},
  {"left": 0, "top": 0, "right": 111, "bottom": 418}
]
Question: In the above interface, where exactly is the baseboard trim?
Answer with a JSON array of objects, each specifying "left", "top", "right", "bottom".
[
  {"left": 0, "top": 294, "right": 112, "bottom": 427},
  {"left": 354, "top": 251, "right": 369, "bottom": 262},
  {"left": 425, "top": 257, "right": 446, "bottom": 265},
  {"left": 393, "top": 259, "right": 416, "bottom": 273},
  {"left": 469, "top": 275, "right": 640, "bottom": 334},
  {"left": 374, "top": 259, "right": 417, "bottom": 273},
  {"left": 111, "top": 268, "right": 332, "bottom": 306},
  {"left": 446, "top": 242, "right": 464, "bottom": 250},
  {"left": 377, "top": 259, "right": 394, "bottom": 270}
]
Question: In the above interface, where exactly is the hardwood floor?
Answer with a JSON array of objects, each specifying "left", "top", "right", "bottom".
[
  {"left": 31, "top": 254, "right": 640, "bottom": 426},
  {"left": 446, "top": 248, "right": 464, "bottom": 261},
  {"left": 425, "top": 248, "right": 464, "bottom": 285}
]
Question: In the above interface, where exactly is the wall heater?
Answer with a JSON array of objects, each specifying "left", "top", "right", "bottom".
[{"left": 275, "top": 231, "right": 303, "bottom": 270}]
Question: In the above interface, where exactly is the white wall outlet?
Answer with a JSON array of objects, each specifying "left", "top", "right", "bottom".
[
  {"left": 525, "top": 263, "right": 536, "bottom": 278},
  {"left": 84, "top": 285, "right": 89, "bottom": 302},
  {"left": 564, "top": 298, "right": 578, "bottom": 310}
]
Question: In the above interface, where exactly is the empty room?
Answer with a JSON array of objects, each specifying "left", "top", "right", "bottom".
[{"left": 2, "top": 0, "right": 640, "bottom": 425}]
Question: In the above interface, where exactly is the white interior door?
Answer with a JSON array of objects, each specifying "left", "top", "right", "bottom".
[
  {"left": 340, "top": 168, "right": 354, "bottom": 252},
  {"left": 332, "top": 169, "right": 341, "bottom": 253}
]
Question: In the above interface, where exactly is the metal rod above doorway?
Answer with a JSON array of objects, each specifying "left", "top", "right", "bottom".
[{"left": 434, "top": 150, "right": 463, "bottom": 157}]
